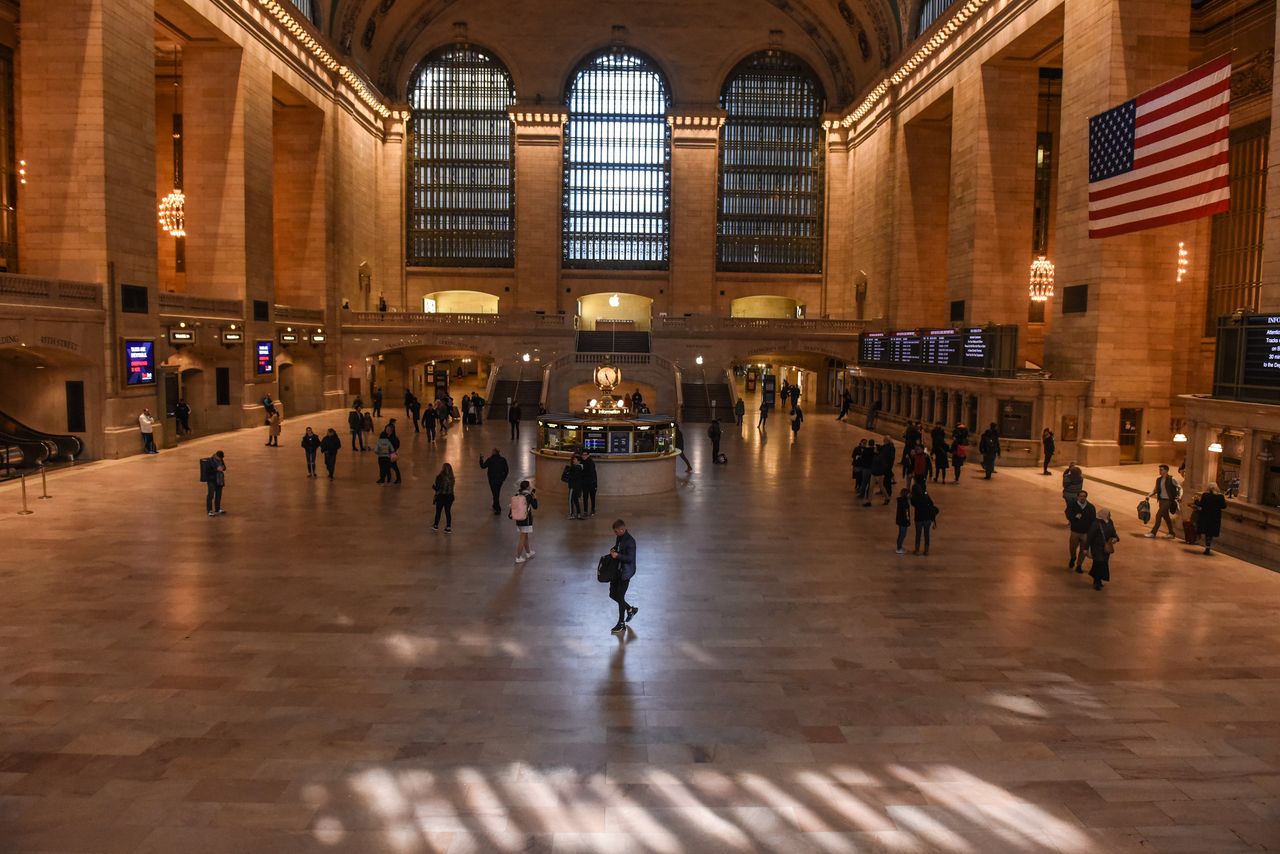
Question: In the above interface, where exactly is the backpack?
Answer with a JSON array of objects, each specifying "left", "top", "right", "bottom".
[
  {"left": 597, "top": 554, "right": 620, "bottom": 583},
  {"left": 198, "top": 457, "right": 212, "bottom": 483},
  {"left": 510, "top": 492, "right": 529, "bottom": 522},
  {"left": 912, "top": 452, "right": 929, "bottom": 477},
  {"left": 954, "top": 443, "right": 967, "bottom": 460}
]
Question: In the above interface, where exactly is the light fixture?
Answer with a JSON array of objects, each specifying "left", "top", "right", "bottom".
[
  {"left": 695, "top": 355, "right": 704, "bottom": 366},
  {"left": 158, "top": 48, "right": 187, "bottom": 239},
  {"left": 1029, "top": 256, "right": 1055, "bottom": 302},
  {"left": 17, "top": 159, "right": 25, "bottom": 185},
  {"left": 522, "top": 353, "right": 531, "bottom": 363},
  {"left": 1173, "top": 432, "right": 1188, "bottom": 443},
  {"left": 608, "top": 293, "right": 620, "bottom": 308},
  {"left": 1208, "top": 441, "right": 1223, "bottom": 453},
  {"left": 1176, "top": 242, "right": 1189, "bottom": 283}
]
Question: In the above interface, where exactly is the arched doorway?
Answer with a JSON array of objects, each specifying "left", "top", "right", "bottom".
[{"left": 577, "top": 292, "right": 653, "bottom": 331}]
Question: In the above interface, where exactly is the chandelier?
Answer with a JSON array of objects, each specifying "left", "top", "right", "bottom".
[
  {"left": 1028, "top": 256, "right": 1055, "bottom": 302},
  {"left": 158, "top": 190, "right": 185, "bottom": 237}
]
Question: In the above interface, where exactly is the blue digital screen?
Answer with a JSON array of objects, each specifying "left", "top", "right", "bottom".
[{"left": 124, "top": 340, "right": 155, "bottom": 385}]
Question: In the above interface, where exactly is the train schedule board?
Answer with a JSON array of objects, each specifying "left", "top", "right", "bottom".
[
  {"left": 859, "top": 325, "right": 1016, "bottom": 377},
  {"left": 1214, "top": 314, "right": 1280, "bottom": 403},
  {"left": 124, "top": 340, "right": 155, "bottom": 385}
]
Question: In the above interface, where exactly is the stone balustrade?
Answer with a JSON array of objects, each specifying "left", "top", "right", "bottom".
[
  {"left": 0, "top": 273, "right": 103, "bottom": 310},
  {"left": 273, "top": 304, "right": 325, "bottom": 324},
  {"left": 342, "top": 310, "right": 570, "bottom": 332},
  {"left": 157, "top": 293, "right": 244, "bottom": 319},
  {"left": 656, "top": 314, "right": 866, "bottom": 336}
]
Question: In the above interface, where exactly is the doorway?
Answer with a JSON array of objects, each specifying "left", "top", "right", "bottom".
[{"left": 1119, "top": 408, "right": 1142, "bottom": 463}]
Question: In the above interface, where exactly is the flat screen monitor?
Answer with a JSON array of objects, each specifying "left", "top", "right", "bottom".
[
  {"left": 256, "top": 341, "right": 274, "bottom": 375},
  {"left": 124, "top": 340, "right": 155, "bottom": 385}
]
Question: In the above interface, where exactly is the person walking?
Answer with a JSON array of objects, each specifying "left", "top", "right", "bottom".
[
  {"left": 300, "top": 426, "right": 321, "bottom": 477},
  {"left": 1065, "top": 489, "right": 1097, "bottom": 573},
  {"left": 473, "top": 392, "right": 485, "bottom": 426},
  {"left": 174, "top": 398, "right": 191, "bottom": 436},
  {"left": 409, "top": 395, "right": 421, "bottom": 433},
  {"left": 374, "top": 430, "right": 395, "bottom": 484},
  {"left": 262, "top": 394, "right": 278, "bottom": 418},
  {"left": 384, "top": 421, "right": 402, "bottom": 484},
  {"left": 138, "top": 408, "right": 159, "bottom": 454},
  {"left": 562, "top": 453, "right": 586, "bottom": 519},
  {"left": 265, "top": 410, "right": 282, "bottom": 447},
  {"left": 421, "top": 402, "right": 437, "bottom": 443},
  {"left": 932, "top": 440, "right": 950, "bottom": 484},
  {"left": 852, "top": 439, "right": 867, "bottom": 488},
  {"left": 877, "top": 437, "right": 897, "bottom": 504},
  {"left": 1041, "top": 428, "right": 1056, "bottom": 475},
  {"left": 837, "top": 389, "right": 852, "bottom": 421},
  {"left": 432, "top": 463, "right": 456, "bottom": 533},
  {"left": 1194, "top": 483, "right": 1226, "bottom": 554},
  {"left": 734, "top": 397, "right": 745, "bottom": 427},
  {"left": 909, "top": 480, "right": 938, "bottom": 555},
  {"left": 1062, "top": 461, "right": 1084, "bottom": 510},
  {"left": 866, "top": 398, "right": 882, "bottom": 430},
  {"left": 757, "top": 399, "right": 770, "bottom": 430},
  {"left": 910, "top": 444, "right": 933, "bottom": 486},
  {"left": 372, "top": 386, "right": 383, "bottom": 417},
  {"left": 608, "top": 519, "right": 638, "bottom": 633},
  {"left": 790, "top": 404, "right": 804, "bottom": 439},
  {"left": 319, "top": 428, "right": 341, "bottom": 479},
  {"left": 1144, "top": 464, "right": 1182, "bottom": 539},
  {"left": 674, "top": 424, "right": 692, "bottom": 472},
  {"left": 403, "top": 388, "right": 413, "bottom": 419},
  {"left": 894, "top": 487, "right": 911, "bottom": 554},
  {"left": 708, "top": 418, "right": 722, "bottom": 463},
  {"left": 511, "top": 480, "right": 538, "bottom": 563},
  {"left": 581, "top": 450, "right": 599, "bottom": 516},
  {"left": 1086, "top": 508, "right": 1119, "bottom": 591},
  {"left": 930, "top": 422, "right": 948, "bottom": 451},
  {"left": 979, "top": 424, "right": 1000, "bottom": 479},
  {"left": 202, "top": 450, "right": 226, "bottom": 516},
  {"left": 951, "top": 441, "right": 966, "bottom": 482},
  {"left": 509, "top": 402, "right": 522, "bottom": 440},
  {"left": 361, "top": 409, "right": 374, "bottom": 447},
  {"left": 479, "top": 448, "right": 510, "bottom": 515},
  {"left": 348, "top": 406, "right": 366, "bottom": 451}
]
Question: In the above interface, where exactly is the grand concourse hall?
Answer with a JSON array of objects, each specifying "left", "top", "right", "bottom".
[{"left": 4, "top": 0, "right": 1280, "bottom": 851}]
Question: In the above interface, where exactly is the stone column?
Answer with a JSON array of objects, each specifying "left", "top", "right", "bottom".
[
  {"left": 377, "top": 110, "right": 406, "bottom": 310},
  {"left": 891, "top": 116, "right": 951, "bottom": 327},
  {"left": 947, "top": 63, "right": 1039, "bottom": 327},
  {"left": 273, "top": 103, "right": 328, "bottom": 308},
  {"left": 668, "top": 112, "right": 724, "bottom": 317},
  {"left": 510, "top": 108, "right": 568, "bottom": 313},
  {"left": 824, "top": 120, "right": 855, "bottom": 318},
  {"left": 1044, "top": 0, "right": 1192, "bottom": 466},
  {"left": 1259, "top": 26, "right": 1280, "bottom": 312},
  {"left": 1237, "top": 429, "right": 1258, "bottom": 502}
]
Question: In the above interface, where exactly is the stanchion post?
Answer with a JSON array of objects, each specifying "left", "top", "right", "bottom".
[
  {"left": 17, "top": 472, "right": 33, "bottom": 515},
  {"left": 38, "top": 465, "right": 51, "bottom": 500}
]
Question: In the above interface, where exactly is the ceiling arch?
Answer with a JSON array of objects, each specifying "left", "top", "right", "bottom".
[{"left": 326, "top": 0, "right": 905, "bottom": 108}]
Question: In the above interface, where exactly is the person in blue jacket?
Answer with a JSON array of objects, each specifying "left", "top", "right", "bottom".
[{"left": 608, "top": 519, "right": 638, "bottom": 633}]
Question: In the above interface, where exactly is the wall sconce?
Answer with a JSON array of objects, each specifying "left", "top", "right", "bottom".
[
  {"left": 1208, "top": 441, "right": 1223, "bottom": 453},
  {"left": 1173, "top": 432, "right": 1187, "bottom": 443}
]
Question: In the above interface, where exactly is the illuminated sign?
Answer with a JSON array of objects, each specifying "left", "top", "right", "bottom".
[
  {"left": 309, "top": 332, "right": 326, "bottom": 344},
  {"left": 221, "top": 330, "right": 243, "bottom": 344},
  {"left": 124, "top": 340, "right": 155, "bottom": 385},
  {"left": 255, "top": 341, "right": 274, "bottom": 375},
  {"left": 279, "top": 331, "right": 299, "bottom": 344},
  {"left": 168, "top": 328, "right": 195, "bottom": 345}
]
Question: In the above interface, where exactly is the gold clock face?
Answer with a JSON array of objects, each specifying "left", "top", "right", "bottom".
[{"left": 595, "top": 365, "right": 621, "bottom": 388}]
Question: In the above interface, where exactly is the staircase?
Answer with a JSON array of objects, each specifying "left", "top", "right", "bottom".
[
  {"left": 680, "top": 383, "right": 733, "bottom": 423},
  {"left": 487, "top": 379, "right": 543, "bottom": 420},
  {"left": 576, "top": 330, "right": 650, "bottom": 354}
]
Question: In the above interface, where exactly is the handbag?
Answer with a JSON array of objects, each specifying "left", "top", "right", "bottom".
[
  {"left": 1104, "top": 539, "right": 1115, "bottom": 554},
  {"left": 1137, "top": 498, "right": 1151, "bottom": 523},
  {"left": 596, "top": 554, "right": 620, "bottom": 584},
  {"left": 389, "top": 452, "right": 399, "bottom": 463}
]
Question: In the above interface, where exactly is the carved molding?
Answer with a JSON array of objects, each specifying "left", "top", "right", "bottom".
[{"left": 1231, "top": 48, "right": 1274, "bottom": 102}]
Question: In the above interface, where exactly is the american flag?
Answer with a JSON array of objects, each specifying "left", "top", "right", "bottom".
[{"left": 1088, "top": 55, "right": 1232, "bottom": 239}]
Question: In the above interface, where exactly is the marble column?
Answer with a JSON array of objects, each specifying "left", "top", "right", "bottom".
[
  {"left": 668, "top": 112, "right": 725, "bottom": 317},
  {"left": 510, "top": 108, "right": 568, "bottom": 312}
]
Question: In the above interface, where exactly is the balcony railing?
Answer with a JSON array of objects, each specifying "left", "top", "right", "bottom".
[
  {"left": 0, "top": 273, "right": 103, "bottom": 310},
  {"left": 657, "top": 314, "right": 865, "bottom": 334},
  {"left": 158, "top": 293, "right": 244, "bottom": 319},
  {"left": 342, "top": 311, "right": 570, "bottom": 330},
  {"left": 274, "top": 304, "right": 325, "bottom": 324}
]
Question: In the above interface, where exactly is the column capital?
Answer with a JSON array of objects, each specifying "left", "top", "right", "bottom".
[
  {"left": 508, "top": 106, "right": 569, "bottom": 145},
  {"left": 667, "top": 111, "right": 724, "bottom": 150}
]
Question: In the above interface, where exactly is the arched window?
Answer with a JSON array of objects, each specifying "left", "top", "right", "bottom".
[
  {"left": 718, "top": 51, "right": 825, "bottom": 273},
  {"left": 288, "top": 0, "right": 320, "bottom": 27},
  {"left": 407, "top": 45, "right": 516, "bottom": 268},
  {"left": 563, "top": 49, "right": 671, "bottom": 269},
  {"left": 916, "top": 0, "right": 957, "bottom": 35}
]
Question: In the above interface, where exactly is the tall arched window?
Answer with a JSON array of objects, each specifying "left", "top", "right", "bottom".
[
  {"left": 563, "top": 49, "right": 671, "bottom": 269},
  {"left": 407, "top": 45, "right": 516, "bottom": 268},
  {"left": 718, "top": 51, "right": 825, "bottom": 273}
]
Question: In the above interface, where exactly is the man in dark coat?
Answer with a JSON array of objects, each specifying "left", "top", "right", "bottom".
[
  {"left": 1041, "top": 428, "right": 1056, "bottom": 475},
  {"left": 708, "top": 418, "right": 722, "bottom": 463},
  {"left": 1144, "top": 464, "right": 1182, "bottom": 539},
  {"left": 1065, "top": 490, "right": 1097, "bottom": 573},
  {"left": 479, "top": 448, "right": 510, "bottom": 515},
  {"left": 347, "top": 405, "right": 366, "bottom": 451},
  {"left": 979, "top": 424, "right": 1001, "bottom": 479},
  {"left": 608, "top": 519, "right": 638, "bottom": 633},
  {"left": 580, "top": 450, "right": 599, "bottom": 516},
  {"left": 1195, "top": 484, "right": 1226, "bottom": 555}
]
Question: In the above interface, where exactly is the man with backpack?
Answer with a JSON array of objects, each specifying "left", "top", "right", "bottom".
[
  {"left": 979, "top": 423, "right": 1001, "bottom": 479},
  {"left": 607, "top": 519, "right": 638, "bottom": 634},
  {"left": 200, "top": 451, "right": 226, "bottom": 516},
  {"left": 910, "top": 444, "right": 933, "bottom": 485},
  {"left": 1144, "top": 464, "right": 1182, "bottom": 539},
  {"left": 479, "top": 448, "right": 510, "bottom": 515}
]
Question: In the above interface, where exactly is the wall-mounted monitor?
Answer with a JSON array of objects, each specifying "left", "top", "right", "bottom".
[
  {"left": 124, "top": 340, "right": 155, "bottom": 385},
  {"left": 255, "top": 340, "right": 274, "bottom": 375}
]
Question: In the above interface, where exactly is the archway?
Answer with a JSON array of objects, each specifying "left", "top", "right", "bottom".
[
  {"left": 422, "top": 290, "right": 499, "bottom": 314},
  {"left": 730, "top": 295, "right": 804, "bottom": 319},
  {"left": 0, "top": 343, "right": 101, "bottom": 463},
  {"left": 577, "top": 292, "right": 653, "bottom": 331}
]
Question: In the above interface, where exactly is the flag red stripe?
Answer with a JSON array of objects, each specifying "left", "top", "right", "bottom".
[
  {"left": 1131, "top": 126, "right": 1228, "bottom": 171},
  {"left": 1091, "top": 174, "right": 1228, "bottom": 219},
  {"left": 1137, "top": 78, "right": 1230, "bottom": 125},
  {"left": 1088, "top": 151, "right": 1228, "bottom": 202},
  {"left": 1136, "top": 54, "right": 1232, "bottom": 105},
  {"left": 1135, "top": 102, "right": 1229, "bottom": 148},
  {"left": 1089, "top": 198, "right": 1230, "bottom": 239}
]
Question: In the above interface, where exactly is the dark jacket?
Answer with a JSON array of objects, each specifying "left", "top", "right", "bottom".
[
  {"left": 301, "top": 433, "right": 321, "bottom": 451},
  {"left": 980, "top": 429, "right": 1001, "bottom": 457},
  {"left": 347, "top": 410, "right": 362, "bottom": 430},
  {"left": 909, "top": 485, "right": 937, "bottom": 522},
  {"left": 581, "top": 456, "right": 598, "bottom": 488},
  {"left": 1196, "top": 492, "right": 1226, "bottom": 537},
  {"left": 613, "top": 530, "right": 637, "bottom": 580},
  {"left": 1087, "top": 516, "right": 1118, "bottom": 561},
  {"left": 509, "top": 403, "right": 522, "bottom": 422},
  {"left": 895, "top": 495, "right": 911, "bottom": 527},
  {"left": 1151, "top": 475, "right": 1181, "bottom": 501},
  {"left": 1066, "top": 499, "right": 1097, "bottom": 534},
  {"left": 1062, "top": 466, "right": 1084, "bottom": 498},
  {"left": 480, "top": 453, "right": 509, "bottom": 486},
  {"left": 877, "top": 440, "right": 896, "bottom": 474},
  {"left": 319, "top": 434, "right": 341, "bottom": 455},
  {"left": 1043, "top": 433, "right": 1056, "bottom": 456},
  {"left": 708, "top": 421, "right": 722, "bottom": 441},
  {"left": 930, "top": 426, "right": 947, "bottom": 448},
  {"left": 563, "top": 462, "right": 584, "bottom": 490}
]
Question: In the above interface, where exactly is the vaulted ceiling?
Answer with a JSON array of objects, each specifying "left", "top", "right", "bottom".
[{"left": 323, "top": 0, "right": 914, "bottom": 107}]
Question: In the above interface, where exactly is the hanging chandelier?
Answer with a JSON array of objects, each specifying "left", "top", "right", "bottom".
[
  {"left": 1028, "top": 256, "right": 1055, "bottom": 302},
  {"left": 158, "top": 189, "right": 185, "bottom": 237},
  {"left": 158, "top": 48, "right": 187, "bottom": 239}
]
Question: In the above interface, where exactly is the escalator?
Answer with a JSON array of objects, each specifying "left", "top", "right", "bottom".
[{"left": 0, "top": 409, "right": 82, "bottom": 468}]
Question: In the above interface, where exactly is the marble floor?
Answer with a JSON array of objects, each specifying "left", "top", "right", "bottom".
[{"left": 2, "top": 409, "right": 1279, "bottom": 853}]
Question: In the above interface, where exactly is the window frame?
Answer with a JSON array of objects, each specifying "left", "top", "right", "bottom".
[
  {"left": 406, "top": 44, "right": 517, "bottom": 269},
  {"left": 561, "top": 47, "right": 673, "bottom": 271}
]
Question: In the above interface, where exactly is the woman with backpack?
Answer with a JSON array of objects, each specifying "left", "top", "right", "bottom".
[
  {"left": 300, "top": 426, "right": 321, "bottom": 477},
  {"left": 511, "top": 480, "right": 538, "bottom": 563},
  {"left": 374, "top": 430, "right": 395, "bottom": 484},
  {"left": 909, "top": 480, "right": 938, "bottom": 555},
  {"left": 1087, "top": 507, "right": 1119, "bottom": 591},
  {"left": 951, "top": 441, "right": 967, "bottom": 482},
  {"left": 432, "top": 463, "right": 456, "bottom": 533}
]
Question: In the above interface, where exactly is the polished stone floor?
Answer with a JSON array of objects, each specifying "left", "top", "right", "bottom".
[{"left": 2, "top": 409, "right": 1279, "bottom": 853}]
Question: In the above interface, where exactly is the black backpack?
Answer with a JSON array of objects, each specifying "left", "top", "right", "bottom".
[
  {"left": 198, "top": 457, "right": 213, "bottom": 483},
  {"left": 597, "top": 554, "right": 620, "bottom": 583}
]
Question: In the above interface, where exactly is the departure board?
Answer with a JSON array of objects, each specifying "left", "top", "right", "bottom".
[
  {"left": 1213, "top": 313, "right": 1280, "bottom": 404},
  {"left": 1242, "top": 315, "right": 1280, "bottom": 386},
  {"left": 859, "top": 326, "right": 1017, "bottom": 376}
]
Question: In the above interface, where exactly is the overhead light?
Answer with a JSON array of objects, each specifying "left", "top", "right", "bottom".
[
  {"left": 608, "top": 293, "right": 620, "bottom": 308},
  {"left": 1176, "top": 242, "right": 1189, "bottom": 283},
  {"left": 695, "top": 355, "right": 703, "bottom": 365},
  {"left": 1208, "top": 441, "right": 1223, "bottom": 453},
  {"left": 1029, "top": 256, "right": 1055, "bottom": 302},
  {"left": 1173, "top": 432, "right": 1187, "bottom": 443}
]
